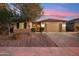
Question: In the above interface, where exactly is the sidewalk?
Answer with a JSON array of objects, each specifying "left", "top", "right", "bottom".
[{"left": 0, "top": 47, "right": 79, "bottom": 56}]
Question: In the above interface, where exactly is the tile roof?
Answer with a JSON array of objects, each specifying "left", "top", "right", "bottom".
[{"left": 33, "top": 19, "right": 67, "bottom": 22}]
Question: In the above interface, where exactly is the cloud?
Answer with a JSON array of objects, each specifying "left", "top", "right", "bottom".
[{"left": 43, "top": 9, "right": 79, "bottom": 18}]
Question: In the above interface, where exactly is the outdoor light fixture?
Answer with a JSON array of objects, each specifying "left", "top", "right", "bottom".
[
  {"left": 62, "top": 23, "right": 66, "bottom": 28},
  {"left": 41, "top": 23, "right": 45, "bottom": 28}
]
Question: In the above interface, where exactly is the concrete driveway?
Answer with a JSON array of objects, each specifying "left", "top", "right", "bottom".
[
  {"left": 46, "top": 32, "right": 79, "bottom": 47},
  {"left": 0, "top": 32, "right": 79, "bottom": 47}
]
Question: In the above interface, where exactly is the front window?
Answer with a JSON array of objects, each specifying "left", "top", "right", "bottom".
[{"left": 17, "top": 22, "right": 26, "bottom": 29}]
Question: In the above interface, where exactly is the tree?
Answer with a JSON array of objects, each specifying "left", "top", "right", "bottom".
[
  {"left": 17, "top": 3, "right": 43, "bottom": 20},
  {"left": 16, "top": 3, "right": 43, "bottom": 31},
  {"left": 0, "top": 5, "right": 12, "bottom": 35},
  {"left": 0, "top": 3, "right": 43, "bottom": 35},
  {"left": 0, "top": 8, "right": 11, "bottom": 24}
]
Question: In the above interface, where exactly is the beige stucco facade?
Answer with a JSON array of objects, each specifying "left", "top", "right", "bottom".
[
  {"left": 42, "top": 22, "right": 66, "bottom": 32},
  {"left": 13, "top": 21, "right": 66, "bottom": 32}
]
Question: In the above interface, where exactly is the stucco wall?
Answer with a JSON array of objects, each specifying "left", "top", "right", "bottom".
[
  {"left": 13, "top": 21, "right": 66, "bottom": 32},
  {"left": 43, "top": 22, "right": 66, "bottom": 32}
]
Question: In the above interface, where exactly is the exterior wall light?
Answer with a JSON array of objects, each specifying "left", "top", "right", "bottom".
[
  {"left": 62, "top": 23, "right": 66, "bottom": 28},
  {"left": 41, "top": 23, "right": 45, "bottom": 28}
]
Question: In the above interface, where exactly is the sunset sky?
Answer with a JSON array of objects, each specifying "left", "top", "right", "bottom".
[
  {"left": 9, "top": 3, "right": 79, "bottom": 21},
  {"left": 41, "top": 3, "right": 79, "bottom": 20}
]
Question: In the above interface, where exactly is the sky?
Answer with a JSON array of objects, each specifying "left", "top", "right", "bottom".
[
  {"left": 8, "top": 4, "right": 21, "bottom": 15},
  {"left": 41, "top": 3, "right": 79, "bottom": 20},
  {"left": 8, "top": 3, "right": 79, "bottom": 21}
]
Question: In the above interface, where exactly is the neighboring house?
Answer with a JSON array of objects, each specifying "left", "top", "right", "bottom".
[{"left": 66, "top": 18, "right": 79, "bottom": 32}]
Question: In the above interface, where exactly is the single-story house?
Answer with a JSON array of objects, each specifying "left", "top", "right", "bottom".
[
  {"left": 66, "top": 18, "right": 79, "bottom": 32},
  {"left": 12, "top": 18, "right": 67, "bottom": 33}
]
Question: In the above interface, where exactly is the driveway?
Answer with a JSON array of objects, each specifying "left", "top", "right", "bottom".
[
  {"left": 0, "top": 32, "right": 79, "bottom": 47},
  {"left": 46, "top": 32, "right": 79, "bottom": 47}
]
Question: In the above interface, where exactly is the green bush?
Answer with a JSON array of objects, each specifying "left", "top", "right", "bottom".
[{"left": 31, "top": 28, "right": 36, "bottom": 32}]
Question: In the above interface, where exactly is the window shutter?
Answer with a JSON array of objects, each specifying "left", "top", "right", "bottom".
[
  {"left": 24, "top": 23, "right": 26, "bottom": 29},
  {"left": 17, "top": 23, "right": 19, "bottom": 29}
]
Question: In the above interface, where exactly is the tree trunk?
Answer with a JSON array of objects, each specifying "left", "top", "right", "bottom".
[{"left": 27, "top": 19, "right": 32, "bottom": 35}]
